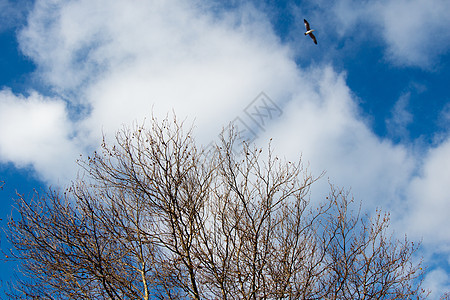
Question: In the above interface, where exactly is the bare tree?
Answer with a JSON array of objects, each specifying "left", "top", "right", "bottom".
[{"left": 5, "top": 115, "right": 428, "bottom": 299}]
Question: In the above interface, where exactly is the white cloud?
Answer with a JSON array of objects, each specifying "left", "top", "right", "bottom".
[
  {"left": 18, "top": 0, "right": 113, "bottom": 94},
  {"left": 328, "top": 0, "right": 450, "bottom": 69},
  {"left": 0, "top": 89, "right": 80, "bottom": 183},
  {"left": 379, "top": 0, "right": 450, "bottom": 68},
  {"left": 0, "top": 0, "right": 30, "bottom": 31},
  {"left": 18, "top": 0, "right": 299, "bottom": 145},
  {"left": 386, "top": 92, "right": 413, "bottom": 140},
  {"left": 403, "top": 139, "right": 450, "bottom": 244},
  {"left": 438, "top": 103, "right": 450, "bottom": 130},
  {"left": 260, "top": 66, "right": 415, "bottom": 212},
  {"left": 423, "top": 268, "right": 450, "bottom": 299}
]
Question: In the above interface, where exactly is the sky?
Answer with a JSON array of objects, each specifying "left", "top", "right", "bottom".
[{"left": 0, "top": 0, "right": 449, "bottom": 296}]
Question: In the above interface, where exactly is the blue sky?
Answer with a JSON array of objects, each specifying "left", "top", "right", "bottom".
[{"left": 0, "top": 0, "right": 449, "bottom": 296}]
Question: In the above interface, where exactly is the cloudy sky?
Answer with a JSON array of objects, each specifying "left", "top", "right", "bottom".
[{"left": 1, "top": 0, "right": 450, "bottom": 296}]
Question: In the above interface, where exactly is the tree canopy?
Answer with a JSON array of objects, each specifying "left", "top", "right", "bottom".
[{"left": 5, "top": 116, "right": 427, "bottom": 299}]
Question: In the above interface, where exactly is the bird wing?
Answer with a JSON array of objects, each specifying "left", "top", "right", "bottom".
[
  {"left": 310, "top": 32, "right": 317, "bottom": 44},
  {"left": 304, "top": 19, "right": 311, "bottom": 31}
]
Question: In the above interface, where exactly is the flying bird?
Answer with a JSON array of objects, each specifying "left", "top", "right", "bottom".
[{"left": 304, "top": 19, "right": 317, "bottom": 45}]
